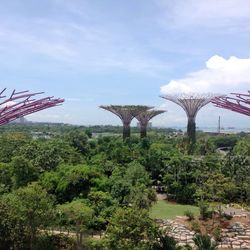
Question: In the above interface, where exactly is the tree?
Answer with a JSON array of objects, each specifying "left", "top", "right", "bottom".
[
  {"left": 0, "top": 162, "right": 12, "bottom": 193},
  {"left": 10, "top": 156, "right": 38, "bottom": 189},
  {"left": 110, "top": 162, "right": 156, "bottom": 208},
  {"left": 0, "top": 132, "right": 31, "bottom": 162},
  {"left": 222, "top": 154, "right": 250, "bottom": 203},
  {"left": 0, "top": 183, "right": 55, "bottom": 250},
  {"left": 58, "top": 199, "right": 93, "bottom": 250},
  {"left": 87, "top": 191, "right": 117, "bottom": 230},
  {"left": 233, "top": 137, "right": 250, "bottom": 156},
  {"left": 201, "top": 173, "right": 237, "bottom": 203},
  {"left": 64, "top": 129, "right": 90, "bottom": 155},
  {"left": 0, "top": 195, "right": 27, "bottom": 249},
  {"left": 19, "top": 139, "right": 83, "bottom": 171},
  {"left": 40, "top": 164, "right": 102, "bottom": 203},
  {"left": 104, "top": 208, "right": 158, "bottom": 250}
]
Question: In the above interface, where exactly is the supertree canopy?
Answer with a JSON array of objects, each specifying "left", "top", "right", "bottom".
[
  {"left": 160, "top": 93, "right": 218, "bottom": 145},
  {"left": 135, "top": 110, "right": 166, "bottom": 138},
  {"left": 100, "top": 105, "right": 152, "bottom": 140},
  {"left": 212, "top": 91, "right": 250, "bottom": 116},
  {"left": 0, "top": 88, "right": 64, "bottom": 125}
]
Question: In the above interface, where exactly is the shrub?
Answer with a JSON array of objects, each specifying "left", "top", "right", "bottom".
[
  {"left": 184, "top": 210, "right": 195, "bottom": 221},
  {"left": 212, "top": 227, "right": 222, "bottom": 242},
  {"left": 198, "top": 201, "right": 211, "bottom": 220},
  {"left": 191, "top": 220, "right": 201, "bottom": 233},
  {"left": 86, "top": 238, "right": 105, "bottom": 250},
  {"left": 34, "top": 234, "right": 76, "bottom": 250},
  {"left": 193, "top": 234, "right": 217, "bottom": 250}
]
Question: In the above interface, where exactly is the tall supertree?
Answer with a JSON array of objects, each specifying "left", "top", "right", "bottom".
[
  {"left": 135, "top": 110, "right": 166, "bottom": 138},
  {"left": 160, "top": 93, "right": 217, "bottom": 145},
  {"left": 0, "top": 88, "right": 64, "bottom": 125},
  {"left": 100, "top": 105, "right": 152, "bottom": 140},
  {"left": 212, "top": 91, "right": 250, "bottom": 116}
]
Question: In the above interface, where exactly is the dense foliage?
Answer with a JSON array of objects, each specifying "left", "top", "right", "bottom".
[{"left": 0, "top": 123, "right": 249, "bottom": 249}]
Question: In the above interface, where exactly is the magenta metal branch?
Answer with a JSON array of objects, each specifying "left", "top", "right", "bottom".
[
  {"left": 0, "top": 88, "right": 64, "bottom": 125},
  {"left": 212, "top": 91, "right": 250, "bottom": 116}
]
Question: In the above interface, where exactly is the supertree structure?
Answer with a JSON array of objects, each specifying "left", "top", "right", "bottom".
[
  {"left": 0, "top": 88, "right": 64, "bottom": 125},
  {"left": 212, "top": 91, "right": 250, "bottom": 116},
  {"left": 160, "top": 93, "right": 217, "bottom": 145},
  {"left": 135, "top": 110, "right": 166, "bottom": 138},
  {"left": 100, "top": 105, "right": 152, "bottom": 140}
]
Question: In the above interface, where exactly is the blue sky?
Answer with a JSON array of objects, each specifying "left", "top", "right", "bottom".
[{"left": 1, "top": 0, "right": 250, "bottom": 128}]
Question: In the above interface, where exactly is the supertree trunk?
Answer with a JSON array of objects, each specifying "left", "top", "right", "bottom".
[
  {"left": 135, "top": 110, "right": 165, "bottom": 139},
  {"left": 100, "top": 105, "right": 152, "bottom": 141},
  {"left": 160, "top": 93, "right": 219, "bottom": 154},
  {"left": 187, "top": 117, "right": 196, "bottom": 145},
  {"left": 140, "top": 125, "right": 147, "bottom": 138},
  {"left": 123, "top": 122, "right": 131, "bottom": 140}
]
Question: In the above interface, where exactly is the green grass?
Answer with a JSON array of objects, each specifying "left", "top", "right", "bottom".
[{"left": 150, "top": 200, "right": 199, "bottom": 220}]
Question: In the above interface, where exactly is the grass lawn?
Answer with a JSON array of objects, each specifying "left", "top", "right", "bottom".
[{"left": 150, "top": 200, "right": 199, "bottom": 220}]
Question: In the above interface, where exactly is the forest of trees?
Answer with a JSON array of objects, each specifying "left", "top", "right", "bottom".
[{"left": 0, "top": 123, "right": 249, "bottom": 249}]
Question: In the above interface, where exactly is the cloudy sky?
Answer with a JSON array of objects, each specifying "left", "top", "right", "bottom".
[{"left": 1, "top": 0, "right": 250, "bottom": 129}]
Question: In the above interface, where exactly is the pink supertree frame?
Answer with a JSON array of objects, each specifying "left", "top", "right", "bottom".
[
  {"left": 0, "top": 88, "right": 64, "bottom": 125},
  {"left": 212, "top": 91, "right": 250, "bottom": 116}
]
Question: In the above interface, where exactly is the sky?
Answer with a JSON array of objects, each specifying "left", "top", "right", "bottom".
[{"left": 0, "top": 0, "right": 250, "bottom": 129}]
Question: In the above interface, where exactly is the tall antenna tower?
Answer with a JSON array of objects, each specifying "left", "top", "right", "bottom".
[{"left": 218, "top": 116, "right": 221, "bottom": 134}]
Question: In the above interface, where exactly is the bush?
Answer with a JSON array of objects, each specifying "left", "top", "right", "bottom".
[
  {"left": 34, "top": 234, "right": 76, "bottom": 250},
  {"left": 193, "top": 234, "right": 217, "bottom": 250},
  {"left": 184, "top": 210, "right": 195, "bottom": 221},
  {"left": 153, "top": 233, "right": 179, "bottom": 250},
  {"left": 191, "top": 220, "right": 201, "bottom": 233},
  {"left": 86, "top": 238, "right": 105, "bottom": 250},
  {"left": 212, "top": 227, "right": 222, "bottom": 242},
  {"left": 198, "top": 201, "right": 211, "bottom": 220}
]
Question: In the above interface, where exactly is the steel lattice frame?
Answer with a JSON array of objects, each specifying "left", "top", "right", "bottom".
[
  {"left": 160, "top": 93, "right": 218, "bottom": 145},
  {"left": 100, "top": 105, "right": 153, "bottom": 140},
  {"left": 0, "top": 88, "right": 64, "bottom": 125},
  {"left": 135, "top": 110, "right": 166, "bottom": 138},
  {"left": 212, "top": 91, "right": 250, "bottom": 116}
]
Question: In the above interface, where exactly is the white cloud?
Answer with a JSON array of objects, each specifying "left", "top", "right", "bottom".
[{"left": 161, "top": 55, "right": 250, "bottom": 95}]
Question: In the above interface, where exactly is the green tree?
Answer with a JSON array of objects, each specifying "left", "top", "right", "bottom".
[
  {"left": 104, "top": 208, "right": 158, "bottom": 250},
  {"left": 87, "top": 191, "right": 117, "bottom": 230},
  {"left": 64, "top": 129, "right": 90, "bottom": 155},
  {"left": 19, "top": 139, "right": 83, "bottom": 171},
  {"left": 10, "top": 156, "right": 38, "bottom": 189},
  {"left": 110, "top": 162, "right": 156, "bottom": 208},
  {"left": 0, "top": 132, "right": 31, "bottom": 162},
  {"left": 58, "top": 199, "right": 93, "bottom": 250},
  {"left": 0, "top": 162, "right": 12, "bottom": 193},
  {"left": 0, "top": 183, "right": 55, "bottom": 249},
  {"left": 233, "top": 137, "right": 250, "bottom": 156},
  {"left": 40, "top": 164, "right": 102, "bottom": 203}
]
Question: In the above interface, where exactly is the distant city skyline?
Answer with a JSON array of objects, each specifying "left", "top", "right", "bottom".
[{"left": 0, "top": 0, "right": 249, "bottom": 128}]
